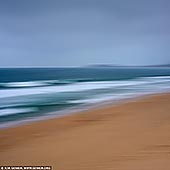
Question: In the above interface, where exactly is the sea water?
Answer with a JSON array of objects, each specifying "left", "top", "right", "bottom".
[{"left": 0, "top": 67, "right": 170, "bottom": 128}]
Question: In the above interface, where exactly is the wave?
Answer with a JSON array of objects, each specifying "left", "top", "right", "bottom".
[
  {"left": 68, "top": 93, "right": 136, "bottom": 104},
  {"left": 0, "top": 79, "right": 76, "bottom": 89},
  {"left": 0, "top": 76, "right": 170, "bottom": 99},
  {"left": 0, "top": 101, "right": 77, "bottom": 117},
  {"left": 0, "top": 75, "right": 169, "bottom": 88},
  {"left": 0, "top": 78, "right": 99, "bottom": 89},
  {"left": 0, "top": 107, "right": 38, "bottom": 117},
  {"left": 0, "top": 75, "right": 169, "bottom": 119}
]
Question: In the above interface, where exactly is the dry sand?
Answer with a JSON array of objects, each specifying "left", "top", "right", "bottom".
[{"left": 0, "top": 93, "right": 170, "bottom": 170}]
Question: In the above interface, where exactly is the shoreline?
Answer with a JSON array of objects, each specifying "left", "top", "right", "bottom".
[
  {"left": 0, "top": 91, "right": 169, "bottom": 129},
  {"left": 0, "top": 93, "right": 170, "bottom": 169}
]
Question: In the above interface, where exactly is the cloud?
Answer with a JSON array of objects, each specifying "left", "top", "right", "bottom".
[{"left": 0, "top": 0, "right": 169, "bottom": 67}]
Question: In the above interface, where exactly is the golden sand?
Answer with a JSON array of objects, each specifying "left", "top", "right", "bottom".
[{"left": 0, "top": 93, "right": 170, "bottom": 170}]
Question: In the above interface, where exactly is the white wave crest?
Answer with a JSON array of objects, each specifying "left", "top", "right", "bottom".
[
  {"left": 0, "top": 107, "right": 38, "bottom": 117},
  {"left": 0, "top": 76, "right": 170, "bottom": 99}
]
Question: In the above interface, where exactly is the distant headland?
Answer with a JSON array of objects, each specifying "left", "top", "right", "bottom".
[{"left": 86, "top": 64, "right": 170, "bottom": 68}]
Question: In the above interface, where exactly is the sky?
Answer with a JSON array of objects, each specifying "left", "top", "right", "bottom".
[{"left": 0, "top": 0, "right": 170, "bottom": 67}]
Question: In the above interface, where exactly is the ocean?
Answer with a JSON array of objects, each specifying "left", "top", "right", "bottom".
[{"left": 0, "top": 67, "right": 170, "bottom": 128}]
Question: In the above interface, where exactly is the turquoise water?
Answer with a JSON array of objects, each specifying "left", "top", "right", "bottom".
[{"left": 0, "top": 67, "right": 170, "bottom": 128}]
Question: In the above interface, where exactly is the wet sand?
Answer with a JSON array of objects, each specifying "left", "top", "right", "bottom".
[{"left": 0, "top": 93, "right": 170, "bottom": 170}]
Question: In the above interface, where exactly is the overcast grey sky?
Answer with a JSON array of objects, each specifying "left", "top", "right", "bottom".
[{"left": 0, "top": 0, "right": 169, "bottom": 67}]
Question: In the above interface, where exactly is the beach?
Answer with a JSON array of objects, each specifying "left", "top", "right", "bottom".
[{"left": 0, "top": 93, "right": 170, "bottom": 170}]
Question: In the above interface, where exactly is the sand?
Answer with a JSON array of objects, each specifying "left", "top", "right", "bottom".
[{"left": 0, "top": 93, "right": 170, "bottom": 170}]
